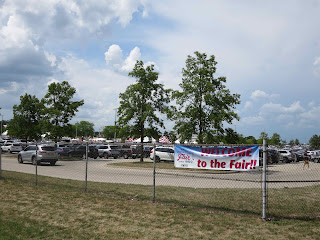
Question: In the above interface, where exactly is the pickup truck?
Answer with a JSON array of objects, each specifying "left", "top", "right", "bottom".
[
  {"left": 130, "top": 145, "right": 153, "bottom": 159},
  {"left": 96, "top": 144, "right": 120, "bottom": 159},
  {"left": 118, "top": 144, "right": 133, "bottom": 159}
]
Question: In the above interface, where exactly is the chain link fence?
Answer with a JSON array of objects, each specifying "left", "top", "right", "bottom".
[{"left": 1, "top": 141, "right": 320, "bottom": 220}]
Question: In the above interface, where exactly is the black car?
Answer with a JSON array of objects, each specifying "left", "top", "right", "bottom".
[
  {"left": 61, "top": 144, "right": 98, "bottom": 159},
  {"left": 259, "top": 149, "right": 280, "bottom": 165}
]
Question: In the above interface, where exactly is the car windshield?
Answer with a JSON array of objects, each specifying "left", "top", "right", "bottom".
[{"left": 110, "top": 146, "right": 119, "bottom": 149}]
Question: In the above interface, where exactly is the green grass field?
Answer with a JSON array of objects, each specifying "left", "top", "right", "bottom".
[{"left": 1, "top": 170, "right": 320, "bottom": 239}]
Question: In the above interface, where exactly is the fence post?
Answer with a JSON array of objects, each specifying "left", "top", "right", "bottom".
[
  {"left": 0, "top": 147, "right": 2, "bottom": 180},
  {"left": 85, "top": 141, "right": 88, "bottom": 193},
  {"left": 262, "top": 138, "right": 267, "bottom": 220},
  {"left": 152, "top": 142, "right": 156, "bottom": 203},
  {"left": 35, "top": 142, "right": 38, "bottom": 186}
]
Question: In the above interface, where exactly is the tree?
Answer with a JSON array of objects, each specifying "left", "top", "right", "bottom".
[
  {"left": 172, "top": 51, "right": 240, "bottom": 144},
  {"left": 309, "top": 134, "right": 320, "bottom": 149},
  {"left": 118, "top": 60, "right": 171, "bottom": 162},
  {"left": 224, "top": 128, "right": 239, "bottom": 144},
  {"left": 245, "top": 136, "right": 257, "bottom": 145},
  {"left": 7, "top": 94, "right": 44, "bottom": 141},
  {"left": 43, "top": 81, "right": 84, "bottom": 143},
  {"left": 270, "top": 133, "right": 281, "bottom": 146},
  {"left": 75, "top": 121, "right": 94, "bottom": 138},
  {"left": 102, "top": 125, "right": 119, "bottom": 139},
  {"left": 295, "top": 138, "right": 300, "bottom": 145},
  {"left": 289, "top": 139, "right": 295, "bottom": 147},
  {"left": 257, "top": 132, "right": 269, "bottom": 144}
]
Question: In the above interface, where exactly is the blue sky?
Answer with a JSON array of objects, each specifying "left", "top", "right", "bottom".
[{"left": 0, "top": 0, "right": 320, "bottom": 142}]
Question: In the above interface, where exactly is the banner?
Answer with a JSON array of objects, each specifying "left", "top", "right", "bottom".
[{"left": 174, "top": 145, "right": 259, "bottom": 171}]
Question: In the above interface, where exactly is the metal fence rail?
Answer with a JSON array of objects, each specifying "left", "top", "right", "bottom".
[{"left": 1, "top": 140, "right": 320, "bottom": 220}]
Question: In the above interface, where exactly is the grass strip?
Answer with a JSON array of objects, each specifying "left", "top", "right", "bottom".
[{"left": 1, "top": 170, "right": 320, "bottom": 239}]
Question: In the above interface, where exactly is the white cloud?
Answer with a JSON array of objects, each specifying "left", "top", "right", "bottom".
[
  {"left": 313, "top": 56, "right": 320, "bottom": 77},
  {"left": 250, "top": 90, "right": 279, "bottom": 101},
  {"left": 47, "top": 79, "right": 59, "bottom": 86},
  {"left": 105, "top": 45, "right": 158, "bottom": 73},
  {"left": 243, "top": 101, "right": 253, "bottom": 111},
  {"left": 104, "top": 44, "right": 123, "bottom": 68},
  {"left": 121, "top": 46, "right": 141, "bottom": 72}
]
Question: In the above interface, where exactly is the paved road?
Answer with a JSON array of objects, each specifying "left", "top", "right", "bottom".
[{"left": 1, "top": 154, "right": 320, "bottom": 188}]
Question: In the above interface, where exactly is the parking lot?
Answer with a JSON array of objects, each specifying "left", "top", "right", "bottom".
[{"left": 1, "top": 152, "right": 320, "bottom": 189}]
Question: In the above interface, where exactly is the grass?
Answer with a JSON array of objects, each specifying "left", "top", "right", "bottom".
[{"left": 1, "top": 170, "right": 320, "bottom": 239}]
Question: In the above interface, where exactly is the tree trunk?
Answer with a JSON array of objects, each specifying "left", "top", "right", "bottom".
[{"left": 140, "top": 126, "right": 144, "bottom": 162}]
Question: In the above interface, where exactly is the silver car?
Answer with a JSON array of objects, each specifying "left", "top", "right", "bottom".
[{"left": 18, "top": 145, "right": 58, "bottom": 166}]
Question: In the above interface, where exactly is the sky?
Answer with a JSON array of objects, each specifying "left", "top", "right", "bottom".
[{"left": 0, "top": 0, "right": 320, "bottom": 143}]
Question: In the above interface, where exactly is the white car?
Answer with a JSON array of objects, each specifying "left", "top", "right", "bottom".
[
  {"left": 1, "top": 143, "right": 14, "bottom": 152},
  {"left": 150, "top": 146, "right": 174, "bottom": 162},
  {"left": 9, "top": 143, "right": 23, "bottom": 153}
]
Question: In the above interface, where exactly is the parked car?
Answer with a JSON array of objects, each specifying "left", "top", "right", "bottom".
[
  {"left": 278, "top": 149, "right": 295, "bottom": 163},
  {"left": 9, "top": 143, "right": 23, "bottom": 153},
  {"left": 292, "top": 151, "right": 305, "bottom": 162},
  {"left": 17, "top": 145, "right": 58, "bottom": 166},
  {"left": 259, "top": 149, "right": 280, "bottom": 165},
  {"left": 119, "top": 144, "right": 133, "bottom": 159},
  {"left": 96, "top": 144, "right": 120, "bottom": 159},
  {"left": 130, "top": 145, "right": 153, "bottom": 159},
  {"left": 60, "top": 144, "right": 99, "bottom": 159},
  {"left": 308, "top": 150, "right": 320, "bottom": 163},
  {"left": 150, "top": 146, "right": 175, "bottom": 162},
  {"left": 1, "top": 143, "right": 14, "bottom": 152}
]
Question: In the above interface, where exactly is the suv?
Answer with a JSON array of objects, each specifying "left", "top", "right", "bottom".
[
  {"left": 18, "top": 145, "right": 58, "bottom": 166},
  {"left": 150, "top": 146, "right": 175, "bottom": 162},
  {"left": 278, "top": 150, "right": 295, "bottom": 163},
  {"left": 130, "top": 145, "right": 153, "bottom": 159},
  {"left": 63, "top": 144, "right": 99, "bottom": 159},
  {"left": 96, "top": 145, "right": 120, "bottom": 159}
]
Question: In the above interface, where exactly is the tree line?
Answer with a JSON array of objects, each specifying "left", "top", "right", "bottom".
[{"left": 5, "top": 51, "right": 320, "bottom": 152}]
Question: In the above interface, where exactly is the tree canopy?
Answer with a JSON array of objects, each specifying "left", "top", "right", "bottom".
[
  {"left": 309, "top": 134, "right": 320, "bottom": 149},
  {"left": 75, "top": 121, "right": 94, "bottom": 138},
  {"left": 117, "top": 60, "right": 171, "bottom": 161},
  {"left": 7, "top": 94, "right": 44, "bottom": 141},
  {"left": 43, "top": 81, "right": 84, "bottom": 142},
  {"left": 172, "top": 51, "right": 240, "bottom": 144}
]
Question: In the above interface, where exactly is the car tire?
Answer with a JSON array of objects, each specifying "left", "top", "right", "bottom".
[
  {"left": 18, "top": 155, "right": 23, "bottom": 164},
  {"left": 123, "top": 154, "right": 128, "bottom": 159},
  {"left": 156, "top": 156, "right": 160, "bottom": 163},
  {"left": 104, "top": 152, "right": 108, "bottom": 159},
  {"left": 50, "top": 161, "right": 56, "bottom": 166},
  {"left": 32, "top": 156, "right": 36, "bottom": 165},
  {"left": 114, "top": 155, "right": 118, "bottom": 159}
]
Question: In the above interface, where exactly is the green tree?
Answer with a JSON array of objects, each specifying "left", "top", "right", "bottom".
[
  {"left": 289, "top": 139, "right": 295, "bottom": 147},
  {"left": 7, "top": 94, "right": 44, "bottom": 141},
  {"left": 43, "top": 81, "right": 84, "bottom": 143},
  {"left": 172, "top": 51, "right": 240, "bottom": 144},
  {"left": 245, "top": 136, "right": 257, "bottom": 145},
  {"left": 224, "top": 128, "right": 239, "bottom": 144},
  {"left": 257, "top": 132, "right": 269, "bottom": 144},
  {"left": 75, "top": 121, "right": 94, "bottom": 138},
  {"left": 309, "top": 134, "right": 320, "bottom": 149},
  {"left": 270, "top": 133, "right": 281, "bottom": 146},
  {"left": 102, "top": 125, "right": 119, "bottom": 139},
  {"left": 118, "top": 60, "right": 171, "bottom": 162},
  {"left": 295, "top": 138, "right": 300, "bottom": 145}
]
